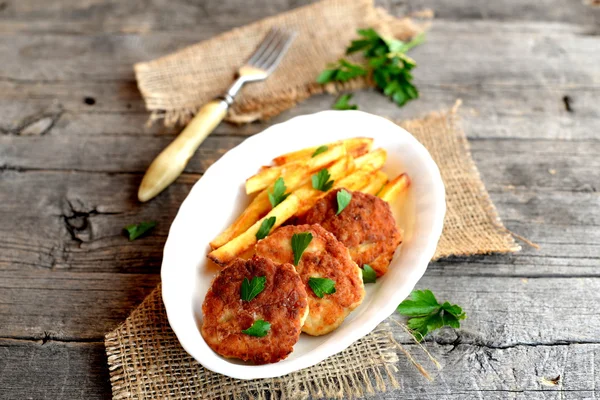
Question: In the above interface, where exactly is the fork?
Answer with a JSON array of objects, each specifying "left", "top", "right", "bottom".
[{"left": 138, "top": 28, "right": 297, "bottom": 202}]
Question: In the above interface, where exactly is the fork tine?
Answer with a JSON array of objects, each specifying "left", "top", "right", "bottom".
[
  {"left": 251, "top": 29, "right": 285, "bottom": 68},
  {"left": 247, "top": 28, "right": 280, "bottom": 66},
  {"left": 260, "top": 31, "right": 296, "bottom": 72}
]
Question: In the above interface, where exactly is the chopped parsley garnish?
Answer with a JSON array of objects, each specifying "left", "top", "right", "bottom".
[
  {"left": 311, "top": 169, "right": 334, "bottom": 192},
  {"left": 124, "top": 221, "right": 157, "bottom": 241},
  {"left": 240, "top": 276, "right": 266, "bottom": 301},
  {"left": 336, "top": 189, "right": 352, "bottom": 215},
  {"left": 333, "top": 93, "right": 358, "bottom": 110},
  {"left": 316, "top": 59, "right": 368, "bottom": 84},
  {"left": 241, "top": 320, "right": 271, "bottom": 337},
  {"left": 312, "top": 145, "right": 329, "bottom": 157},
  {"left": 291, "top": 232, "right": 313, "bottom": 266},
  {"left": 361, "top": 264, "right": 377, "bottom": 283},
  {"left": 255, "top": 216, "right": 276, "bottom": 240},
  {"left": 308, "top": 277, "right": 336, "bottom": 298},
  {"left": 268, "top": 177, "right": 289, "bottom": 208},
  {"left": 397, "top": 289, "right": 466, "bottom": 341}
]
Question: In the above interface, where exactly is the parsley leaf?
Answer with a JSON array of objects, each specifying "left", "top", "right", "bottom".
[
  {"left": 336, "top": 189, "right": 352, "bottom": 215},
  {"left": 268, "top": 177, "right": 289, "bottom": 208},
  {"left": 256, "top": 216, "right": 276, "bottom": 240},
  {"left": 397, "top": 289, "right": 466, "bottom": 340},
  {"left": 316, "top": 59, "right": 368, "bottom": 84},
  {"left": 319, "top": 28, "right": 425, "bottom": 108},
  {"left": 240, "top": 276, "right": 266, "bottom": 301},
  {"left": 333, "top": 94, "right": 358, "bottom": 110},
  {"left": 241, "top": 319, "right": 271, "bottom": 337},
  {"left": 124, "top": 221, "right": 157, "bottom": 241},
  {"left": 361, "top": 264, "right": 377, "bottom": 283},
  {"left": 312, "top": 169, "right": 334, "bottom": 192},
  {"left": 291, "top": 232, "right": 313, "bottom": 266},
  {"left": 308, "top": 277, "right": 336, "bottom": 298},
  {"left": 312, "top": 145, "right": 328, "bottom": 157}
]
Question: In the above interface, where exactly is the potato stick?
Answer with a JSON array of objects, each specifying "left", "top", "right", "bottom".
[
  {"left": 245, "top": 143, "right": 346, "bottom": 194},
  {"left": 210, "top": 190, "right": 271, "bottom": 249},
  {"left": 208, "top": 194, "right": 300, "bottom": 266},
  {"left": 360, "top": 171, "right": 388, "bottom": 195},
  {"left": 354, "top": 148, "right": 387, "bottom": 171},
  {"left": 334, "top": 169, "right": 379, "bottom": 191},
  {"left": 210, "top": 156, "right": 353, "bottom": 249},
  {"left": 272, "top": 137, "right": 373, "bottom": 165},
  {"left": 378, "top": 173, "right": 410, "bottom": 203}
]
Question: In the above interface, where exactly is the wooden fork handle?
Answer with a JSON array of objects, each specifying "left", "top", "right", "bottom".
[{"left": 138, "top": 100, "right": 228, "bottom": 202}]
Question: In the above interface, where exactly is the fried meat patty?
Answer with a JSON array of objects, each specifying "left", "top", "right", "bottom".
[
  {"left": 256, "top": 224, "right": 364, "bottom": 336},
  {"left": 201, "top": 256, "right": 308, "bottom": 364},
  {"left": 298, "top": 189, "right": 401, "bottom": 277}
]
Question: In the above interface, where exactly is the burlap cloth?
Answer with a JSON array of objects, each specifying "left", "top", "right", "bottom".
[{"left": 106, "top": 1, "right": 521, "bottom": 398}]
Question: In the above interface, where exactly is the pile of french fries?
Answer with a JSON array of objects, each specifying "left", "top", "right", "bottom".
[{"left": 208, "top": 137, "right": 410, "bottom": 266}]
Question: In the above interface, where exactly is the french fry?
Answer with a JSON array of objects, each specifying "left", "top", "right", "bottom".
[
  {"left": 245, "top": 143, "right": 346, "bottom": 194},
  {"left": 378, "top": 173, "right": 410, "bottom": 203},
  {"left": 208, "top": 194, "right": 300, "bottom": 266},
  {"left": 334, "top": 169, "right": 379, "bottom": 192},
  {"left": 354, "top": 148, "right": 387, "bottom": 171},
  {"left": 210, "top": 155, "right": 353, "bottom": 249},
  {"left": 360, "top": 171, "right": 388, "bottom": 195},
  {"left": 272, "top": 137, "right": 373, "bottom": 165}
]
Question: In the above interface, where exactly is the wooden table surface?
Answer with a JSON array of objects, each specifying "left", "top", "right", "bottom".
[{"left": 1, "top": 0, "right": 599, "bottom": 398}]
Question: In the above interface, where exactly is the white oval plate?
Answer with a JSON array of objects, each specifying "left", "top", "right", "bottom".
[{"left": 161, "top": 110, "right": 445, "bottom": 380}]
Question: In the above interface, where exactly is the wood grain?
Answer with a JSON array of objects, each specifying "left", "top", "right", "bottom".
[{"left": 1, "top": 0, "right": 599, "bottom": 398}]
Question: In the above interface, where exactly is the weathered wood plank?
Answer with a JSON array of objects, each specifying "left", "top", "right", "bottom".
[
  {"left": 1, "top": 338, "right": 598, "bottom": 400},
  {"left": 0, "top": 0, "right": 597, "bottom": 34},
  {"left": 0, "top": 271, "right": 159, "bottom": 340},
  {"left": 2, "top": 269, "right": 600, "bottom": 346},
  {"left": 0, "top": 20, "right": 598, "bottom": 84},
  {"left": 1, "top": 82, "right": 598, "bottom": 140}
]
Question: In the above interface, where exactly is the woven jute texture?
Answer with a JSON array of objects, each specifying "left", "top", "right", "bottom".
[
  {"left": 105, "top": 107, "right": 519, "bottom": 399},
  {"left": 134, "top": 0, "right": 431, "bottom": 126}
]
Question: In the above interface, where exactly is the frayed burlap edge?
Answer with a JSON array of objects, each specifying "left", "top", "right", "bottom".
[
  {"left": 399, "top": 101, "right": 523, "bottom": 259},
  {"left": 105, "top": 284, "right": 438, "bottom": 400}
]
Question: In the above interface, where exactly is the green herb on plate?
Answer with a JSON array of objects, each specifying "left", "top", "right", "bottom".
[
  {"left": 361, "top": 264, "right": 377, "bottom": 283},
  {"left": 291, "top": 232, "right": 313, "bottom": 266},
  {"left": 308, "top": 277, "right": 336, "bottom": 298},
  {"left": 240, "top": 276, "right": 266, "bottom": 301},
  {"left": 268, "top": 177, "right": 289, "bottom": 208},
  {"left": 256, "top": 216, "right": 276, "bottom": 240},
  {"left": 312, "top": 169, "right": 334, "bottom": 192},
  {"left": 242, "top": 319, "right": 271, "bottom": 337},
  {"left": 336, "top": 189, "right": 352, "bottom": 215},
  {"left": 312, "top": 145, "right": 329, "bottom": 157}
]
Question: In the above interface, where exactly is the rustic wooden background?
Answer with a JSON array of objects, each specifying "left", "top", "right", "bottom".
[{"left": 1, "top": 0, "right": 599, "bottom": 398}]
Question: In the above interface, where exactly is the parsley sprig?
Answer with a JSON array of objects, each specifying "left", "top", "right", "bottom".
[
  {"left": 312, "top": 169, "right": 334, "bottom": 192},
  {"left": 291, "top": 232, "right": 313, "bottom": 266},
  {"left": 336, "top": 189, "right": 352, "bottom": 215},
  {"left": 124, "top": 221, "right": 157, "bottom": 241},
  {"left": 318, "top": 28, "right": 425, "bottom": 107},
  {"left": 361, "top": 264, "right": 377, "bottom": 283},
  {"left": 317, "top": 59, "right": 368, "bottom": 84},
  {"left": 308, "top": 277, "right": 336, "bottom": 298},
  {"left": 242, "top": 320, "right": 271, "bottom": 337},
  {"left": 268, "top": 177, "right": 289, "bottom": 208},
  {"left": 240, "top": 276, "right": 266, "bottom": 301},
  {"left": 333, "top": 94, "right": 358, "bottom": 110},
  {"left": 312, "top": 145, "right": 329, "bottom": 157},
  {"left": 256, "top": 216, "right": 276, "bottom": 240},
  {"left": 397, "top": 289, "right": 466, "bottom": 341}
]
